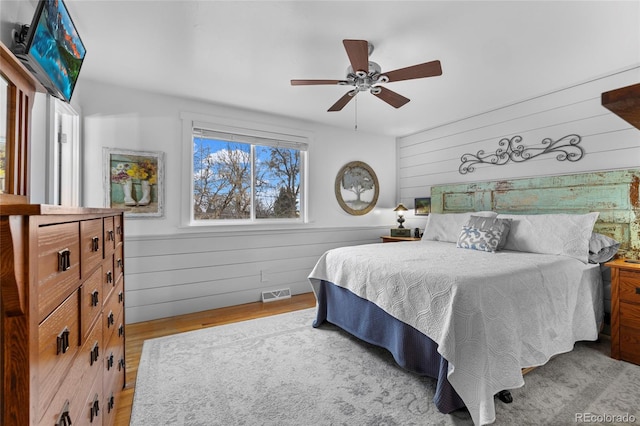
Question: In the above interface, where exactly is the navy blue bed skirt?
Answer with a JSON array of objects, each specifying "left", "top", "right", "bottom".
[{"left": 313, "top": 280, "right": 465, "bottom": 414}]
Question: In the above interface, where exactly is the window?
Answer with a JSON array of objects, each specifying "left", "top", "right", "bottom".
[
  {"left": 185, "top": 118, "right": 308, "bottom": 225},
  {"left": 52, "top": 98, "right": 80, "bottom": 206}
]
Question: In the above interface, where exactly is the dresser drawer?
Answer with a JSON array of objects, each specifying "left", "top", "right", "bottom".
[
  {"left": 37, "top": 222, "right": 81, "bottom": 321},
  {"left": 620, "top": 271, "right": 640, "bottom": 304},
  {"left": 620, "top": 302, "right": 640, "bottom": 329},
  {"left": 114, "top": 214, "right": 124, "bottom": 245},
  {"left": 620, "top": 325, "right": 640, "bottom": 365},
  {"left": 104, "top": 322, "right": 126, "bottom": 396},
  {"left": 102, "top": 254, "right": 116, "bottom": 306},
  {"left": 81, "top": 219, "right": 104, "bottom": 279},
  {"left": 103, "top": 385, "right": 122, "bottom": 426},
  {"left": 81, "top": 266, "right": 103, "bottom": 340},
  {"left": 103, "top": 280, "right": 124, "bottom": 343},
  {"left": 114, "top": 244, "right": 124, "bottom": 283},
  {"left": 38, "top": 315, "right": 103, "bottom": 424},
  {"left": 103, "top": 216, "right": 116, "bottom": 257},
  {"left": 78, "top": 372, "right": 104, "bottom": 426},
  {"left": 37, "top": 290, "right": 80, "bottom": 418}
]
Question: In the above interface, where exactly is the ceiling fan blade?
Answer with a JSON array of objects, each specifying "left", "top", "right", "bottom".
[
  {"left": 383, "top": 60, "right": 442, "bottom": 83},
  {"left": 328, "top": 91, "right": 357, "bottom": 112},
  {"left": 291, "top": 79, "right": 347, "bottom": 86},
  {"left": 372, "top": 86, "right": 410, "bottom": 108},
  {"left": 343, "top": 39, "right": 369, "bottom": 74}
]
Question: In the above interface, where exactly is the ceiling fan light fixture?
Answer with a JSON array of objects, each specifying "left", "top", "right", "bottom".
[
  {"left": 355, "top": 70, "right": 368, "bottom": 79},
  {"left": 291, "top": 39, "right": 442, "bottom": 112}
]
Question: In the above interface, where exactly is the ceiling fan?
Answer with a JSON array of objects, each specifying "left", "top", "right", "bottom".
[{"left": 291, "top": 39, "right": 442, "bottom": 112}]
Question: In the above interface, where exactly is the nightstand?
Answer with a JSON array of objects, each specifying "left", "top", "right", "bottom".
[
  {"left": 605, "top": 258, "right": 640, "bottom": 365},
  {"left": 380, "top": 236, "right": 422, "bottom": 243}
]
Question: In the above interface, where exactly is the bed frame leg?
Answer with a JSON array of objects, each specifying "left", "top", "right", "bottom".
[{"left": 496, "top": 390, "right": 513, "bottom": 404}]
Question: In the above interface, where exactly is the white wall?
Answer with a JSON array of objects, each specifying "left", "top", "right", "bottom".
[
  {"left": 397, "top": 67, "right": 640, "bottom": 231},
  {"left": 76, "top": 79, "right": 397, "bottom": 322},
  {"left": 78, "top": 80, "right": 396, "bottom": 232}
]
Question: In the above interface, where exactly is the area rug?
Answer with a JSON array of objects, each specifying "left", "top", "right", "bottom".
[{"left": 131, "top": 308, "right": 640, "bottom": 425}]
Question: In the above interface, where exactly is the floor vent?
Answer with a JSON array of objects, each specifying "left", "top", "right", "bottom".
[{"left": 261, "top": 288, "right": 291, "bottom": 303}]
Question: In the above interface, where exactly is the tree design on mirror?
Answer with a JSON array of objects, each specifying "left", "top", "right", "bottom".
[{"left": 335, "top": 161, "right": 379, "bottom": 215}]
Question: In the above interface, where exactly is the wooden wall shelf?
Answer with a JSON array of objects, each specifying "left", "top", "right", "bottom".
[{"left": 602, "top": 83, "right": 640, "bottom": 130}]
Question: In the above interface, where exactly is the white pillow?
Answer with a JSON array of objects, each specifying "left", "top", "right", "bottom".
[
  {"left": 422, "top": 211, "right": 497, "bottom": 243},
  {"left": 588, "top": 232, "right": 620, "bottom": 264},
  {"left": 497, "top": 212, "right": 599, "bottom": 263}
]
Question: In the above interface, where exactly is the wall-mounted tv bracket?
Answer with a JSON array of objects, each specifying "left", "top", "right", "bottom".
[{"left": 12, "top": 24, "right": 30, "bottom": 54}]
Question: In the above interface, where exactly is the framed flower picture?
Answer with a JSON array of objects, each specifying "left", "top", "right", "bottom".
[{"left": 103, "top": 148, "right": 165, "bottom": 218}]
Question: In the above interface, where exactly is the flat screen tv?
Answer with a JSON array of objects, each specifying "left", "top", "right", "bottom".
[{"left": 13, "top": 0, "right": 86, "bottom": 103}]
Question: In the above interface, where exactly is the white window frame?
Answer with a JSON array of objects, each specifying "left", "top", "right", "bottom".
[
  {"left": 46, "top": 97, "right": 81, "bottom": 206},
  {"left": 181, "top": 112, "right": 310, "bottom": 228}
]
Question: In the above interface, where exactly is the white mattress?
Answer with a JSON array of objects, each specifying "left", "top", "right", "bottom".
[{"left": 308, "top": 240, "right": 603, "bottom": 425}]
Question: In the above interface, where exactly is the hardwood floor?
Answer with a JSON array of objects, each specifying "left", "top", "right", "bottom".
[{"left": 115, "top": 292, "right": 317, "bottom": 425}]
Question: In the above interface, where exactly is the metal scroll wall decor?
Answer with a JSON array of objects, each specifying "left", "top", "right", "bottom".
[{"left": 459, "top": 134, "right": 584, "bottom": 174}]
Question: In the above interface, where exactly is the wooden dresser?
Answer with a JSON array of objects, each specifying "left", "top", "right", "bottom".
[
  {"left": 1, "top": 204, "right": 126, "bottom": 426},
  {"left": 605, "top": 258, "right": 640, "bottom": 366}
]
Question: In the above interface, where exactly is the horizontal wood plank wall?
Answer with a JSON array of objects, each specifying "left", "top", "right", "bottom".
[
  {"left": 124, "top": 227, "right": 387, "bottom": 323},
  {"left": 398, "top": 67, "right": 640, "bottom": 204}
]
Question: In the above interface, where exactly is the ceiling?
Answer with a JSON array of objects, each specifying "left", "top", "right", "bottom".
[{"left": 65, "top": 0, "right": 639, "bottom": 137}]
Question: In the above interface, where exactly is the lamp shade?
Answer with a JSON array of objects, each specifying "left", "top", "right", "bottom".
[{"left": 393, "top": 203, "right": 408, "bottom": 213}]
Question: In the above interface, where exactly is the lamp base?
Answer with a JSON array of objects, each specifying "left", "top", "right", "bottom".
[{"left": 390, "top": 228, "right": 412, "bottom": 237}]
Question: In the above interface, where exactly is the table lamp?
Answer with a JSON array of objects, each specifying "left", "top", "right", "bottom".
[{"left": 393, "top": 203, "right": 408, "bottom": 228}]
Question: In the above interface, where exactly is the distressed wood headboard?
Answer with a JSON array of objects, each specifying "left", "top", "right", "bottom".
[{"left": 431, "top": 169, "right": 640, "bottom": 259}]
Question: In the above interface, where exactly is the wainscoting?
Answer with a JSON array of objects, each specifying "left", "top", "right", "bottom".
[
  {"left": 397, "top": 66, "right": 640, "bottom": 204},
  {"left": 124, "top": 226, "right": 387, "bottom": 323}
]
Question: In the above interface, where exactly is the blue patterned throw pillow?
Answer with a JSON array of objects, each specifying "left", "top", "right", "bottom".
[
  {"left": 466, "top": 216, "right": 512, "bottom": 250},
  {"left": 457, "top": 225, "right": 504, "bottom": 253}
]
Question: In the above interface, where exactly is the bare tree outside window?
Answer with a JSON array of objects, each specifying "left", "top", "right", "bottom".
[
  {"left": 256, "top": 146, "right": 300, "bottom": 219},
  {"left": 193, "top": 137, "right": 303, "bottom": 221},
  {"left": 193, "top": 139, "right": 251, "bottom": 220}
]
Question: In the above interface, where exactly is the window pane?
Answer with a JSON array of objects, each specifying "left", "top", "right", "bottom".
[
  {"left": 193, "top": 138, "right": 251, "bottom": 220},
  {"left": 255, "top": 146, "right": 300, "bottom": 219}
]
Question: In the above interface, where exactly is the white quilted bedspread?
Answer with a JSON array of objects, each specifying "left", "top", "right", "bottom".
[{"left": 308, "top": 240, "right": 603, "bottom": 425}]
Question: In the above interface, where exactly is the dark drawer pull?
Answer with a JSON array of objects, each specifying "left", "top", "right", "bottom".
[
  {"left": 117, "top": 258, "right": 123, "bottom": 269},
  {"left": 107, "top": 311, "right": 114, "bottom": 327},
  {"left": 116, "top": 225, "right": 122, "bottom": 236},
  {"left": 56, "top": 400, "right": 72, "bottom": 426},
  {"left": 107, "top": 230, "right": 115, "bottom": 241},
  {"left": 118, "top": 357, "right": 125, "bottom": 371},
  {"left": 636, "top": 287, "right": 640, "bottom": 294},
  {"left": 91, "top": 236, "right": 100, "bottom": 252},
  {"left": 106, "top": 270, "right": 113, "bottom": 284},
  {"left": 90, "top": 393, "right": 100, "bottom": 422},
  {"left": 58, "top": 248, "right": 71, "bottom": 272},
  {"left": 107, "top": 392, "right": 115, "bottom": 412},
  {"left": 90, "top": 341, "right": 99, "bottom": 366},
  {"left": 107, "top": 352, "right": 114, "bottom": 370},
  {"left": 91, "top": 290, "right": 99, "bottom": 307},
  {"left": 57, "top": 327, "right": 70, "bottom": 355},
  {"left": 118, "top": 291, "right": 124, "bottom": 304},
  {"left": 118, "top": 324, "right": 125, "bottom": 338}
]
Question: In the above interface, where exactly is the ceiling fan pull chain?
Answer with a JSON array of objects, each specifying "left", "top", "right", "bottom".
[{"left": 354, "top": 96, "right": 358, "bottom": 131}]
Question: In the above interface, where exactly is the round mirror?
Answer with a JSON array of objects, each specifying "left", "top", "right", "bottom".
[{"left": 334, "top": 161, "right": 379, "bottom": 215}]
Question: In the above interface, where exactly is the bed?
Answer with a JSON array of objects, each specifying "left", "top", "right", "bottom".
[{"left": 308, "top": 169, "right": 639, "bottom": 425}]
